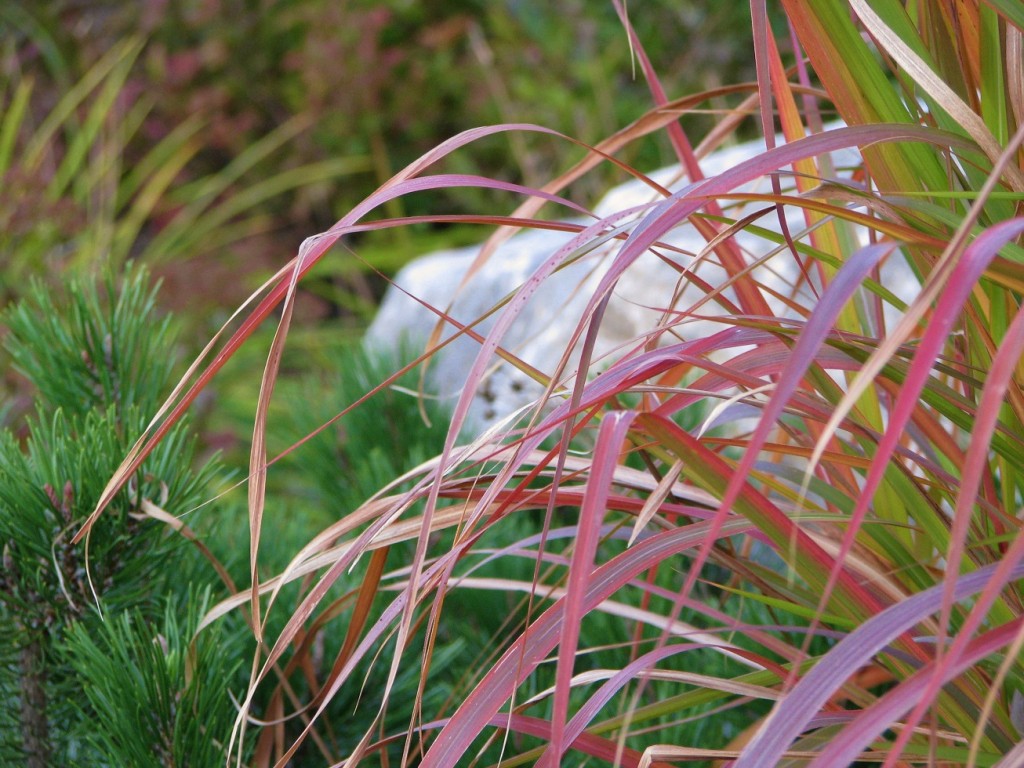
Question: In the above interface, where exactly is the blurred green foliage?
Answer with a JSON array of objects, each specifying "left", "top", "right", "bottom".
[{"left": 5, "top": 1, "right": 759, "bottom": 290}]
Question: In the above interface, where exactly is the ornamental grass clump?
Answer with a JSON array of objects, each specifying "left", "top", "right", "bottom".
[{"left": 84, "top": 1, "right": 1024, "bottom": 765}]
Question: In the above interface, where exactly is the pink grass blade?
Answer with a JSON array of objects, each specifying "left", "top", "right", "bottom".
[
  {"left": 74, "top": 261, "right": 297, "bottom": 544},
  {"left": 560, "top": 644, "right": 781, "bottom": 753},
  {"left": 416, "top": 206, "right": 673, "bottom": 581},
  {"left": 808, "top": 618, "right": 1024, "bottom": 767},
  {"left": 802, "top": 117, "right": 1024, "bottom": 538},
  {"left": 751, "top": 0, "right": 775, "bottom": 153},
  {"left": 245, "top": 235, "right": 312, "bottom": 641},
  {"left": 490, "top": 83, "right": 768, "bottom": 249},
  {"left": 396, "top": 205, "right": 628, "bottom": 767},
  {"left": 733, "top": 559, "right": 1024, "bottom": 767},
  {"left": 419, "top": 517, "right": 758, "bottom": 767},
  {"left": 242, "top": 163, "right": 609, "bottom": 764},
  {"left": 542, "top": 411, "right": 636, "bottom": 767},
  {"left": 374, "top": 713, "right": 671, "bottom": 767},
  {"left": 787, "top": 19, "right": 826, "bottom": 133},
  {"left": 884, "top": 218, "right": 1024, "bottom": 764},
  {"left": 444, "top": 577, "right": 758, "bottom": 666},
  {"left": 260, "top": 522, "right": 478, "bottom": 765}
]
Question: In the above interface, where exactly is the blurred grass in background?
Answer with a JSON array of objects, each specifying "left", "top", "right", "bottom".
[{"left": 2, "top": 0, "right": 760, "bottom": 323}]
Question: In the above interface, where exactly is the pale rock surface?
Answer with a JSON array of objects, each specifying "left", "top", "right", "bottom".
[{"left": 364, "top": 132, "right": 909, "bottom": 434}]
